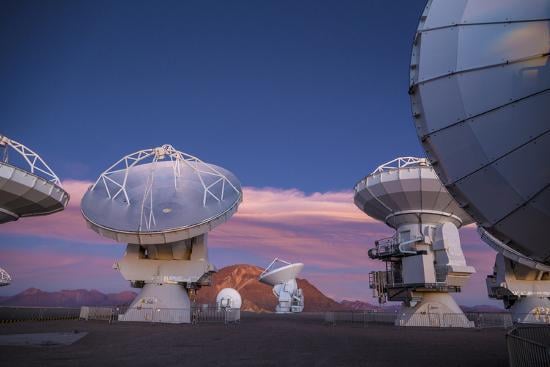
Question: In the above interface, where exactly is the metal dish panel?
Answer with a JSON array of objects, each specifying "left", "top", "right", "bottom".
[
  {"left": 259, "top": 263, "right": 304, "bottom": 286},
  {"left": 422, "top": 0, "right": 550, "bottom": 30},
  {"left": 0, "top": 163, "right": 68, "bottom": 221},
  {"left": 354, "top": 166, "right": 472, "bottom": 225},
  {"left": 411, "top": 0, "right": 550, "bottom": 264},
  {"left": 81, "top": 161, "right": 242, "bottom": 236}
]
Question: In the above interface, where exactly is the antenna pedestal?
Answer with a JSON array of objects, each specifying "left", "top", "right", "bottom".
[
  {"left": 115, "top": 235, "right": 215, "bottom": 324},
  {"left": 273, "top": 279, "right": 304, "bottom": 313},
  {"left": 119, "top": 283, "right": 191, "bottom": 323},
  {"left": 396, "top": 293, "right": 473, "bottom": 328},
  {"left": 368, "top": 221, "right": 475, "bottom": 327},
  {"left": 81, "top": 144, "right": 242, "bottom": 324},
  {"left": 486, "top": 253, "right": 550, "bottom": 324}
]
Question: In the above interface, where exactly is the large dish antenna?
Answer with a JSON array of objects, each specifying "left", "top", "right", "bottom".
[
  {"left": 81, "top": 144, "right": 242, "bottom": 244},
  {"left": 81, "top": 144, "right": 242, "bottom": 323},
  {"left": 355, "top": 157, "right": 475, "bottom": 327},
  {"left": 0, "top": 135, "right": 69, "bottom": 223},
  {"left": 409, "top": 0, "right": 550, "bottom": 267},
  {"left": 410, "top": 0, "right": 550, "bottom": 323}
]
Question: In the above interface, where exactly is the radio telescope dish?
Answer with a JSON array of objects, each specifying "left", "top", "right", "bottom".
[
  {"left": 409, "top": 0, "right": 550, "bottom": 267},
  {"left": 354, "top": 157, "right": 475, "bottom": 327},
  {"left": 81, "top": 144, "right": 241, "bottom": 245},
  {"left": 259, "top": 261, "right": 304, "bottom": 287},
  {"left": 81, "top": 144, "right": 242, "bottom": 323},
  {"left": 216, "top": 288, "right": 242, "bottom": 309},
  {"left": 0, "top": 135, "right": 69, "bottom": 223},
  {"left": 410, "top": 0, "right": 550, "bottom": 324},
  {"left": 354, "top": 157, "right": 473, "bottom": 229},
  {"left": 0, "top": 267, "right": 11, "bottom": 287},
  {"left": 259, "top": 258, "right": 304, "bottom": 313}
]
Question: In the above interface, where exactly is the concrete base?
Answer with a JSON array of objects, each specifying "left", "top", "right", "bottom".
[
  {"left": 396, "top": 293, "right": 474, "bottom": 328},
  {"left": 119, "top": 283, "right": 191, "bottom": 323},
  {"left": 509, "top": 296, "right": 550, "bottom": 324}
]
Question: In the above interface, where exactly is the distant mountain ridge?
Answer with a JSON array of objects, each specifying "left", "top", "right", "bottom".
[
  {"left": 0, "top": 265, "right": 503, "bottom": 313},
  {"left": 194, "top": 264, "right": 345, "bottom": 312},
  {"left": 0, "top": 288, "right": 136, "bottom": 308}
]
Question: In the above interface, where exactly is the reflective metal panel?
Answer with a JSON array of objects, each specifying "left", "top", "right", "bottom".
[
  {"left": 0, "top": 135, "right": 69, "bottom": 223},
  {"left": 81, "top": 145, "right": 242, "bottom": 244},
  {"left": 259, "top": 263, "right": 304, "bottom": 286},
  {"left": 410, "top": 0, "right": 550, "bottom": 264},
  {"left": 354, "top": 157, "right": 472, "bottom": 228}
]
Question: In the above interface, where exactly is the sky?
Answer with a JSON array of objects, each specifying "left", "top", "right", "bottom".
[{"left": 0, "top": 0, "right": 500, "bottom": 307}]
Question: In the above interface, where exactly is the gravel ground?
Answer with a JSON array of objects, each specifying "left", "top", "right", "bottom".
[{"left": 0, "top": 314, "right": 509, "bottom": 367}]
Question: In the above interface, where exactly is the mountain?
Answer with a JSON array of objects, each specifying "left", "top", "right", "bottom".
[
  {"left": 0, "top": 266, "right": 504, "bottom": 313},
  {"left": 0, "top": 288, "right": 136, "bottom": 308},
  {"left": 0, "top": 265, "right": 344, "bottom": 312},
  {"left": 195, "top": 264, "right": 344, "bottom": 312}
]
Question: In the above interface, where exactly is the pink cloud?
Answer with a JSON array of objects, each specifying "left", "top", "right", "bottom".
[
  {"left": 0, "top": 181, "right": 375, "bottom": 244},
  {"left": 0, "top": 179, "right": 500, "bottom": 304},
  {"left": 0, "top": 247, "right": 128, "bottom": 294},
  {"left": 0, "top": 180, "right": 115, "bottom": 244}
]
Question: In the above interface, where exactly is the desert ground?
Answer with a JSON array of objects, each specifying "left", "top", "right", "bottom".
[{"left": 0, "top": 313, "right": 509, "bottom": 367}]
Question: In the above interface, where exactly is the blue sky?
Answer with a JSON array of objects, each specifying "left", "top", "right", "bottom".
[
  {"left": 0, "top": 1, "right": 502, "bottom": 307},
  {"left": 0, "top": 0, "right": 425, "bottom": 192}
]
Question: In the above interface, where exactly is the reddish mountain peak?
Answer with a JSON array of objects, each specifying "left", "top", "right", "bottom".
[{"left": 196, "top": 264, "right": 343, "bottom": 312}]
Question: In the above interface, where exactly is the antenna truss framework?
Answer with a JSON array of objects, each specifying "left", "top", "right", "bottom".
[
  {"left": 91, "top": 144, "right": 240, "bottom": 230},
  {"left": 0, "top": 135, "right": 62, "bottom": 186}
]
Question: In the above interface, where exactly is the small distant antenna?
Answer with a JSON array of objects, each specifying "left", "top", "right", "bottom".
[
  {"left": 0, "top": 267, "right": 11, "bottom": 287},
  {"left": 216, "top": 288, "right": 242, "bottom": 310},
  {"left": 258, "top": 258, "right": 304, "bottom": 313}
]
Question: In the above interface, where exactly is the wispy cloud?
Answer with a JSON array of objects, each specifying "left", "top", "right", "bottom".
[{"left": 0, "top": 179, "right": 499, "bottom": 304}]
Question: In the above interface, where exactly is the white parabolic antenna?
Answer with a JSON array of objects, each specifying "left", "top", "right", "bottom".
[
  {"left": 409, "top": 0, "right": 550, "bottom": 267},
  {"left": 216, "top": 288, "right": 242, "bottom": 309},
  {"left": 259, "top": 262, "right": 304, "bottom": 286},
  {"left": 81, "top": 145, "right": 241, "bottom": 244},
  {"left": 0, "top": 134, "right": 69, "bottom": 288},
  {"left": 354, "top": 157, "right": 476, "bottom": 327},
  {"left": 259, "top": 258, "right": 305, "bottom": 313},
  {"left": 0, "top": 267, "right": 11, "bottom": 287},
  {"left": 80, "top": 144, "right": 242, "bottom": 323},
  {"left": 410, "top": 0, "right": 550, "bottom": 323},
  {"left": 0, "top": 135, "right": 69, "bottom": 224}
]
